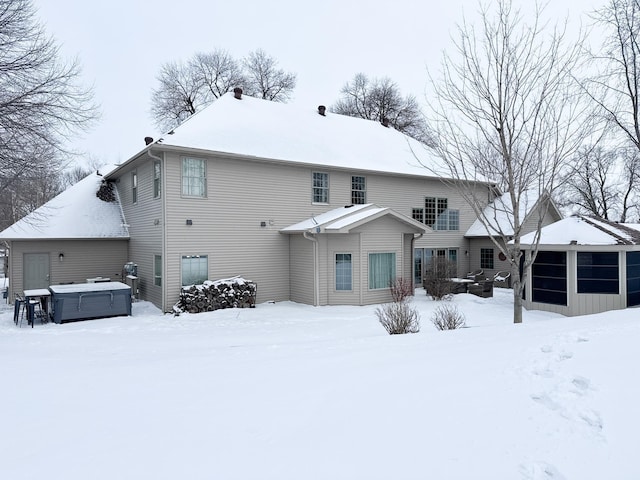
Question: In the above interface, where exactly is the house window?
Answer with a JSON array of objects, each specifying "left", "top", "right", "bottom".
[
  {"left": 312, "top": 172, "right": 329, "bottom": 203},
  {"left": 369, "top": 252, "right": 396, "bottom": 289},
  {"left": 532, "top": 251, "right": 567, "bottom": 306},
  {"left": 577, "top": 252, "right": 619, "bottom": 294},
  {"left": 182, "top": 157, "right": 206, "bottom": 197},
  {"left": 335, "top": 253, "right": 352, "bottom": 291},
  {"left": 351, "top": 176, "right": 366, "bottom": 204},
  {"left": 480, "top": 248, "right": 494, "bottom": 270},
  {"left": 412, "top": 208, "right": 424, "bottom": 224},
  {"left": 627, "top": 252, "right": 640, "bottom": 306},
  {"left": 425, "top": 197, "right": 458, "bottom": 230},
  {"left": 132, "top": 171, "right": 137, "bottom": 204},
  {"left": 153, "top": 161, "right": 161, "bottom": 199},
  {"left": 154, "top": 255, "right": 162, "bottom": 287},
  {"left": 181, "top": 255, "right": 208, "bottom": 286}
]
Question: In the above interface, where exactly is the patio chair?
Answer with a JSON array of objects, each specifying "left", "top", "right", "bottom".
[
  {"left": 14, "top": 294, "right": 26, "bottom": 326},
  {"left": 468, "top": 279, "right": 494, "bottom": 298},
  {"left": 493, "top": 270, "right": 511, "bottom": 288},
  {"left": 466, "top": 269, "right": 484, "bottom": 282}
]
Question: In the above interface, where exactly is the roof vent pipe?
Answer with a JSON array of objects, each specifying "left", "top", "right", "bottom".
[
  {"left": 318, "top": 105, "right": 326, "bottom": 116},
  {"left": 233, "top": 87, "right": 243, "bottom": 99},
  {"left": 381, "top": 118, "right": 389, "bottom": 127},
  {"left": 144, "top": 136, "right": 154, "bottom": 145}
]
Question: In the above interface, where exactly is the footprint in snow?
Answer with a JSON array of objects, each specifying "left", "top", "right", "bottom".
[
  {"left": 571, "top": 375, "right": 591, "bottom": 394},
  {"left": 519, "top": 461, "right": 567, "bottom": 479},
  {"left": 540, "top": 345, "right": 553, "bottom": 353}
]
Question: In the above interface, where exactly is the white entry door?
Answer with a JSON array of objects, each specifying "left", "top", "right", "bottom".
[{"left": 24, "top": 253, "right": 50, "bottom": 290}]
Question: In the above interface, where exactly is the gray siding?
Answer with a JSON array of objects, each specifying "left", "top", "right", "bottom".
[
  {"left": 149, "top": 149, "right": 494, "bottom": 310},
  {"left": 7, "top": 239, "right": 128, "bottom": 299},
  {"left": 115, "top": 154, "right": 164, "bottom": 307},
  {"left": 354, "top": 216, "right": 406, "bottom": 305},
  {"left": 289, "top": 235, "right": 315, "bottom": 305}
]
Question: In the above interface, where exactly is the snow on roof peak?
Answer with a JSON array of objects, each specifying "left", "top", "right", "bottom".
[
  {"left": 519, "top": 215, "right": 640, "bottom": 246},
  {"left": 465, "top": 190, "right": 544, "bottom": 237},
  {"left": 151, "top": 93, "right": 454, "bottom": 179},
  {"left": 0, "top": 172, "right": 129, "bottom": 240}
]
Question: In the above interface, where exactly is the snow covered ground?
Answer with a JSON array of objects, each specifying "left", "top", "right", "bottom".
[{"left": 1, "top": 289, "right": 638, "bottom": 479}]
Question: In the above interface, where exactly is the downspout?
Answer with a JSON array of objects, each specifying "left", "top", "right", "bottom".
[
  {"left": 2, "top": 241, "right": 10, "bottom": 302},
  {"left": 411, "top": 233, "right": 423, "bottom": 293},
  {"left": 147, "top": 148, "right": 166, "bottom": 312},
  {"left": 303, "top": 231, "right": 319, "bottom": 306}
]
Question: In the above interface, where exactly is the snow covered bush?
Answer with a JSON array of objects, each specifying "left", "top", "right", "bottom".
[
  {"left": 431, "top": 304, "right": 466, "bottom": 330},
  {"left": 389, "top": 277, "right": 413, "bottom": 303},
  {"left": 376, "top": 300, "right": 420, "bottom": 334}
]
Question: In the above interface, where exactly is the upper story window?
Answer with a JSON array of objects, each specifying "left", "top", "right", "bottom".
[
  {"left": 351, "top": 176, "right": 366, "bottom": 204},
  {"left": 153, "top": 160, "right": 161, "bottom": 199},
  {"left": 182, "top": 157, "right": 206, "bottom": 197},
  {"left": 131, "top": 171, "right": 138, "bottom": 204},
  {"left": 412, "top": 208, "right": 424, "bottom": 224},
  {"left": 425, "top": 197, "right": 458, "bottom": 230},
  {"left": 312, "top": 172, "right": 329, "bottom": 203}
]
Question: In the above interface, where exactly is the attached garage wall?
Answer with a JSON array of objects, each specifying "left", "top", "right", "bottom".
[{"left": 7, "top": 239, "right": 128, "bottom": 300}]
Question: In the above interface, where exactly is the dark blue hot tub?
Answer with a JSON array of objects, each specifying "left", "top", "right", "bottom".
[{"left": 49, "top": 282, "right": 132, "bottom": 323}]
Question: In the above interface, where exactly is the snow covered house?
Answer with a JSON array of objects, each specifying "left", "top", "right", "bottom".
[
  {"left": 0, "top": 91, "right": 558, "bottom": 312},
  {"left": 464, "top": 191, "right": 563, "bottom": 281},
  {"left": 519, "top": 216, "right": 640, "bottom": 316},
  {"left": 0, "top": 173, "right": 130, "bottom": 294}
]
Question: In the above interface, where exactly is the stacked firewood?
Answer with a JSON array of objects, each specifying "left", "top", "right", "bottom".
[
  {"left": 173, "top": 276, "right": 257, "bottom": 314},
  {"left": 96, "top": 180, "right": 116, "bottom": 202}
]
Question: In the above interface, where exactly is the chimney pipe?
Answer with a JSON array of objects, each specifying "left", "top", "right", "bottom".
[
  {"left": 144, "top": 136, "right": 154, "bottom": 145},
  {"left": 381, "top": 118, "right": 389, "bottom": 128},
  {"left": 233, "top": 87, "right": 243, "bottom": 99},
  {"left": 318, "top": 105, "right": 326, "bottom": 116}
]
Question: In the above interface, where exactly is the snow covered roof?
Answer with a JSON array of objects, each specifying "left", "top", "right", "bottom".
[
  {"left": 465, "top": 190, "right": 557, "bottom": 237},
  {"left": 520, "top": 216, "right": 640, "bottom": 246},
  {"left": 0, "top": 172, "right": 129, "bottom": 240},
  {"left": 126, "top": 92, "right": 457, "bottom": 179},
  {"left": 281, "top": 204, "right": 430, "bottom": 234}
]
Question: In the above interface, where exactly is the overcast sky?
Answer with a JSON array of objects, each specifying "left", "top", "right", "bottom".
[{"left": 32, "top": 0, "right": 604, "bottom": 168}]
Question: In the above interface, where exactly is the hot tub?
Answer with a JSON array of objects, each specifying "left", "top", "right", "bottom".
[{"left": 49, "top": 282, "right": 132, "bottom": 323}]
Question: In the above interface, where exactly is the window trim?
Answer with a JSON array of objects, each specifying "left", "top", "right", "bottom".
[
  {"left": 312, "top": 171, "right": 329, "bottom": 204},
  {"left": 131, "top": 170, "right": 138, "bottom": 204},
  {"left": 181, "top": 157, "right": 207, "bottom": 198},
  {"left": 181, "top": 254, "right": 208, "bottom": 286},
  {"left": 480, "top": 248, "right": 494, "bottom": 270},
  {"left": 368, "top": 252, "right": 396, "bottom": 290},
  {"left": 153, "top": 160, "right": 161, "bottom": 199},
  {"left": 351, "top": 175, "right": 366, "bottom": 205},
  {"left": 335, "top": 253, "right": 353, "bottom": 291},
  {"left": 153, "top": 254, "right": 162, "bottom": 287}
]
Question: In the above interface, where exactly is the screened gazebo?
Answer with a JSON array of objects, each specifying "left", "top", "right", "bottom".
[{"left": 519, "top": 216, "right": 640, "bottom": 317}]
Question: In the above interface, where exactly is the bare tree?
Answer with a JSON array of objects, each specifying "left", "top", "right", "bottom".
[
  {"left": 426, "top": 0, "right": 590, "bottom": 323},
  {"left": 0, "top": 0, "right": 96, "bottom": 226},
  {"left": 150, "top": 60, "right": 205, "bottom": 132},
  {"left": 586, "top": 0, "right": 640, "bottom": 152},
  {"left": 333, "top": 73, "right": 430, "bottom": 143},
  {"left": 151, "top": 48, "right": 296, "bottom": 130},
  {"left": 242, "top": 49, "right": 297, "bottom": 101},
  {"left": 559, "top": 144, "right": 640, "bottom": 221}
]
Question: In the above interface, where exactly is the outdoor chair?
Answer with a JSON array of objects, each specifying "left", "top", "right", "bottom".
[
  {"left": 466, "top": 269, "right": 484, "bottom": 282},
  {"left": 14, "top": 294, "right": 26, "bottom": 326},
  {"left": 493, "top": 271, "right": 511, "bottom": 288},
  {"left": 468, "top": 279, "right": 494, "bottom": 298}
]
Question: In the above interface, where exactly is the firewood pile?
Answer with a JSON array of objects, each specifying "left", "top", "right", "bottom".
[{"left": 173, "top": 276, "right": 257, "bottom": 314}]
